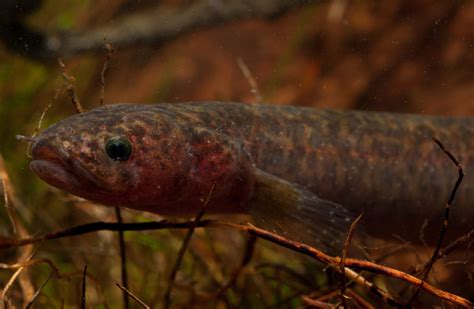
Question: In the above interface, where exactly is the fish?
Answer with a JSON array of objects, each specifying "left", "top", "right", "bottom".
[{"left": 28, "top": 102, "right": 474, "bottom": 252}]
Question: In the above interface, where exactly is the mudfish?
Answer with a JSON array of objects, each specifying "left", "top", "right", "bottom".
[{"left": 28, "top": 102, "right": 474, "bottom": 251}]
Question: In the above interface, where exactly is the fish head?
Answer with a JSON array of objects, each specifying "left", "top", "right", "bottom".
[
  {"left": 29, "top": 104, "right": 254, "bottom": 214},
  {"left": 29, "top": 104, "right": 195, "bottom": 208}
]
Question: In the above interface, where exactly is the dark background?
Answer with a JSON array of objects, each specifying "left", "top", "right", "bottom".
[{"left": 0, "top": 0, "right": 473, "bottom": 307}]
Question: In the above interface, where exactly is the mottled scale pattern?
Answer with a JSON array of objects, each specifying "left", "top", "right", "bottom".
[
  {"left": 32, "top": 102, "right": 474, "bottom": 242},
  {"left": 150, "top": 102, "right": 474, "bottom": 241}
]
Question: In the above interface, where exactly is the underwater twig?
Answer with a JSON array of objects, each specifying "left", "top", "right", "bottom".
[
  {"left": 58, "top": 59, "right": 84, "bottom": 113},
  {"left": 0, "top": 219, "right": 471, "bottom": 307},
  {"left": 81, "top": 265, "right": 87, "bottom": 309},
  {"left": 345, "top": 289, "right": 375, "bottom": 309},
  {"left": 0, "top": 255, "right": 94, "bottom": 297},
  {"left": 0, "top": 258, "right": 59, "bottom": 276},
  {"left": 304, "top": 288, "right": 375, "bottom": 309},
  {"left": 342, "top": 267, "right": 404, "bottom": 307},
  {"left": 246, "top": 226, "right": 471, "bottom": 307},
  {"left": 0, "top": 251, "right": 36, "bottom": 304},
  {"left": 304, "top": 289, "right": 342, "bottom": 308},
  {"left": 16, "top": 90, "right": 59, "bottom": 158},
  {"left": 26, "top": 100, "right": 54, "bottom": 158},
  {"left": 438, "top": 229, "right": 474, "bottom": 260},
  {"left": 339, "top": 212, "right": 363, "bottom": 308},
  {"left": 114, "top": 207, "right": 129, "bottom": 309},
  {"left": 2, "top": 266, "right": 26, "bottom": 303},
  {"left": 212, "top": 234, "right": 257, "bottom": 299},
  {"left": 116, "top": 283, "right": 150, "bottom": 309},
  {"left": 407, "top": 137, "right": 464, "bottom": 305},
  {"left": 0, "top": 220, "right": 221, "bottom": 249},
  {"left": 0, "top": 156, "right": 35, "bottom": 305},
  {"left": 0, "top": 156, "right": 32, "bottom": 244},
  {"left": 302, "top": 296, "right": 337, "bottom": 308},
  {"left": 163, "top": 184, "right": 216, "bottom": 309},
  {"left": 25, "top": 271, "right": 54, "bottom": 309},
  {"left": 237, "top": 57, "right": 262, "bottom": 103},
  {"left": 1, "top": 158, "right": 18, "bottom": 237},
  {"left": 100, "top": 43, "right": 114, "bottom": 106}
]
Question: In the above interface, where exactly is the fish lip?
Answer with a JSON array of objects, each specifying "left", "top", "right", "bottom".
[
  {"left": 30, "top": 159, "right": 84, "bottom": 192},
  {"left": 30, "top": 158, "right": 116, "bottom": 197},
  {"left": 30, "top": 139, "right": 114, "bottom": 195}
]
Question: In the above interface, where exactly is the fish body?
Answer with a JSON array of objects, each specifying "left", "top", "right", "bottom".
[{"left": 30, "top": 102, "right": 474, "bottom": 248}]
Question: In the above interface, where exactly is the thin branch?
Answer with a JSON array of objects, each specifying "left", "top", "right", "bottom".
[
  {"left": 0, "top": 156, "right": 31, "bottom": 242},
  {"left": 25, "top": 271, "right": 54, "bottom": 309},
  {"left": 212, "top": 234, "right": 257, "bottom": 299},
  {"left": 0, "top": 156, "right": 35, "bottom": 305},
  {"left": 0, "top": 219, "right": 224, "bottom": 249},
  {"left": 438, "top": 229, "right": 474, "bottom": 260},
  {"left": 339, "top": 212, "right": 363, "bottom": 308},
  {"left": 1, "top": 266, "right": 25, "bottom": 303},
  {"left": 0, "top": 257, "right": 91, "bottom": 284},
  {"left": 345, "top": 289, "right": 375, "bottom": 309},
  {"left": 304, "top": 288, "right": 375, "bottom": 309},
  {"left": 407, "top": 138, "right": 464, "bottom": 305},
  {"left": 81, "top": 265, "right": 87, "bottom": 309},
  {"left": 16, "top": 89, "right": 59, "bottom": 158},
  {"left": 26, "top": 99, "right": 54, "bottom": 158},
  {"left": 237, "top": 57, "right": 262, "bottom": 103},
  {"left": 58, "top": 59, "right": 84, "bottom": 113},
  {"left": 0, "top": 258, "right": 54, "bottom": 271},
  {"left": 1, "top": 252, "right": 35, "bottom": 303},
  {"left": 342, "top": 267, "right": 404, "bottom": 307},
  {"left": 1, "top": 162, "right": 16, "bottom": 236},
  {"left": 163, "top": 184, "right": 216, "bottom": 308},
  {"left": 100, "top": 43, "right": 114, "bottom": 106},
  {"left": 302, "top": 296, "right": 337, "bottom": 308},
  {"left": 114, "top": 207, "right": 129, "bottom": 309},
  {"left": 246, "top": 225, "right": 472, "bottom": 307},
  {"left": 0, "top": 219, "right": 470, "bottom": 306},
  {"left": 116, "top": 283, "right": 150, "bottom": 309}
]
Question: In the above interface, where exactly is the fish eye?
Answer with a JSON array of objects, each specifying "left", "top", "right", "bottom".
[{"left": 105, "top": 137, "right": 132, "bottom": 161}]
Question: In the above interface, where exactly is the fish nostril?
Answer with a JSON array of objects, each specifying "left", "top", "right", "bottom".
[
  {"left": 30, "top": 138, "right": 68, "bottom": 163},
  {"left": 30, "top": 139, "right": 50, "bottom": 160},
  {"left": 30, "top": 140, "right": 43, "bottom": 160}
]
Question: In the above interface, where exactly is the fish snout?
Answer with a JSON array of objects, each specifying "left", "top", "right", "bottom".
[{"left": 30, "top": 137, "right": 68, "bottom": 164}]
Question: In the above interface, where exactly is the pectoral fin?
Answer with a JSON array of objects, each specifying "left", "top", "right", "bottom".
[{"left": 249, "top": 169, "right": 356, "bottom": 254}]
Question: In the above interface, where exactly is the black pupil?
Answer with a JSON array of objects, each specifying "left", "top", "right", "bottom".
[{"left": 106, "top": 138, "right": 131, "bottom": 161}]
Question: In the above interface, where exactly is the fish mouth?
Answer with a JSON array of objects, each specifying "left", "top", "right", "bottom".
[
  {"left": 29, "top": 139, "right": 113, "bottom": 198},
  {"left": 30, "top": 160, "right": 88, "bottom": 194}
]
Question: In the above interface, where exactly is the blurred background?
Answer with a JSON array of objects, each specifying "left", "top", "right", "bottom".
[{"left": 0, "top": 0, "right": 473, "bottom": 307}]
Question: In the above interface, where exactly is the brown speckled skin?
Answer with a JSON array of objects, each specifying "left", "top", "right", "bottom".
[{"left": 31, "top": 102, "right": 474, "bottom": 242}]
